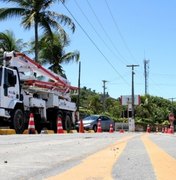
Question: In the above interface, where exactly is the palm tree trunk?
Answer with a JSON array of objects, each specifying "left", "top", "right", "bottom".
[{"left": 34, "top": 20, "right": 38, "bottom": 62}]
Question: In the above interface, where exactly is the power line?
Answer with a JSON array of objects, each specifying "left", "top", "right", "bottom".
[
  {"left": 86, "top": 0, "right": 143, "bottom": 93},
  {"left": 104, "top": 0, "right": 139, "bottom": 65},
  {"left": 74, "top": 0, "right": 127, "bottom": 66},
  {"left": 104, "top": 0, "right": 146, "bottom": 90},
  {"left": 61, "top": 2, "right": 130, "bottom": 85},
  {"left": 86, "top": 0, "right": 130, "bottom": 64}
]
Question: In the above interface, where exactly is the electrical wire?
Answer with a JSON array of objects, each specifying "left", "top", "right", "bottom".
[
  {"left": 103, "top": 0, "right": 149, "bottom": 94},
  {"left": 61, "top": 2, "right": 130, "bottom": 86},
  {"left": 86, "top": 0, "right": 130, "bottom": 65},
  {"left": 74, "top": 0, "right": 127, "bottom": 66},
  {"left": 104, "top": 0, "right": 139, "bottom": 65}
]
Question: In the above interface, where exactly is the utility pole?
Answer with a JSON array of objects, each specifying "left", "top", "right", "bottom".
[
  {"left": 168, "top": 97, "right": 176, "bottom": 112},
  {"left": 102, "top": 80, "right": 107, "bottom": 113},
  {"left": 127, "top": 65, "right": 139, "bottom": 119},
  {"left": 77, "top": 61, "right": 81, "bottom": 114},
  {"left": 144, "top": 59, "right": 149, "bottom": 95}
]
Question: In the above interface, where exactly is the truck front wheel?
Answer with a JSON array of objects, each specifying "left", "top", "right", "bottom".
[
  {"left": 13, "top": 109, "right": 25, "bottom": 134},
  {"left": 64, "top": 114, "right": 72, "bottom": 132}
]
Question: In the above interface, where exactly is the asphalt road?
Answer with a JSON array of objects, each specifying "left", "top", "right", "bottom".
[{"left": 0, "top": 132, "right": 176, "bottom": 180}]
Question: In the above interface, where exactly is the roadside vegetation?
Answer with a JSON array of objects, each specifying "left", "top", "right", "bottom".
[{"left": 72, "top": 87, "right": 176, "bottom": 129}]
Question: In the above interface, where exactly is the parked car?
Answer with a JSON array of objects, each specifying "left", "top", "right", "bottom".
[{"left": 75, "top": 115, "right": 114, "bottom": 132}]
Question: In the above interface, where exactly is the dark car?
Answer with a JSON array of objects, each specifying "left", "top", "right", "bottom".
[{"left": 76, "top": 115, "right": 114, "bottom": 132}]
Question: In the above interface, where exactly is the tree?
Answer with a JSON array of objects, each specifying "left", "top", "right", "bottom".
[
  {"left": 136, "top": 96, "right": 153, "bottom": 118},
  {"left": 0, "top": 30, "right": 27, "bottom": 61},
  {"left": 105, "top": 98, "right": 121, "bottom": 118},
  {"left": 38, "top": 32, "right": 79, "bottom": 77},
  {"left": 0, "top": 30, "right": 25, "bottom": 51},
  {"left": 135, "top": 95, "right": 171, "bottom": 126},
  {"left": 88, "top": 95, "right": 102, "bottom": 114},
  {"left": 0, "top": 0, "right": 75, "bottom": 62}
]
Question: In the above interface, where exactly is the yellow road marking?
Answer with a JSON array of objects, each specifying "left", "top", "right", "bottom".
[
  {"left": 141, "top": 134, "right": 176, "bottom": 180},
  {"left": 0, "top": 129, "right": 16, "bottom": 135},
  {"left": 46, "top": 135, "right": 134, "bottom": 180}
]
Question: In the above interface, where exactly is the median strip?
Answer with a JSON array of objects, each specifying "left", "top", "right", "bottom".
[
  {"left": 141, "top": 134, "right": 176, "bottom": 180},
  {"left": 46, "top": 135, "right": 134, "bottom": 180}
]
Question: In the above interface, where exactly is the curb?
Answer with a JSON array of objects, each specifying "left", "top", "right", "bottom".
[{"left": 0, "top": 129, "right": 16, "bottom": 135}]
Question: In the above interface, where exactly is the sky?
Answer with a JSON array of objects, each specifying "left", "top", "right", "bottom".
[{"left": 0, "top": 0, "right": 176, "bottom": 100}]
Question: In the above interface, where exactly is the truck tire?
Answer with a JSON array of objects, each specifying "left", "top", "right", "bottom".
[
  {"left": 93, "top": 125, "right": 97, "bottom": 132},
  {"left": 13, "top": 109, "right": 25, "bottom": 134},
  {"left": 64, "top": 114, "right": 72, "bottom": 132}
]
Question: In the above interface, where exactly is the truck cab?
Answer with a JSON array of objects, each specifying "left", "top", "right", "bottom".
[{"left": 0, "top": 66, "right": 22, "bottom": 118}]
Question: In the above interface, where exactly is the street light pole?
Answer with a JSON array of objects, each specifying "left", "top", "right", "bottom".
[{"left": 127, "top": 64, "right": 139, "bottom": 119}]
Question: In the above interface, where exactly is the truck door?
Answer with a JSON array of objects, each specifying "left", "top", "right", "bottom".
[{"left": 2, "top": 68, "right": 20, "bottom": 108}]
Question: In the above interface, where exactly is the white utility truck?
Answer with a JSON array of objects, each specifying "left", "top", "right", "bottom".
[{"left": 0, "top": 51, "right": 78, "bottom": 133}]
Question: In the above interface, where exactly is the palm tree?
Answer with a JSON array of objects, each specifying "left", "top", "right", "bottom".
[
  {"left": 38, "top": 32, "right": 80, "bottom": 77},
  {"left": 0, "top": 30, "right": 25, "bottom": 51},
  {"left": 0, "top": 0, "right": 75, "bottom": 62},
  {"left": 0, "top": 30, "right": 27, "bottom": 62}
]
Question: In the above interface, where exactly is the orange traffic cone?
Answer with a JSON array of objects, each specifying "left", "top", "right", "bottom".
[
  {"left": 170, "top": 125, "right": 174, "bottom": 134},
  {"left": 109, "top": 123, "right": 114, "bottom": 133},
  {"left": 97, "top": 119, "right": 102, "bottom": 133},
  {"left": 168, "top": 128, "right": 171, "bottom": 134},
  {"left": 164, "top": 127, "right": 168, "bottom": 133},
  {"left": 28, "top": 113, "right": 36, "bottom": 134},
  {"left": 168, "top": 125, "right": 174, "bottom": 134},
  {"left": 79, "top": 119, "right": 84, "bottom": 133},
  {"left": 57, "top": 116, "right": 64, "bottom": 134},
  {"left": 146, "top": 124, "right": 151, "bottom": 133}
]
